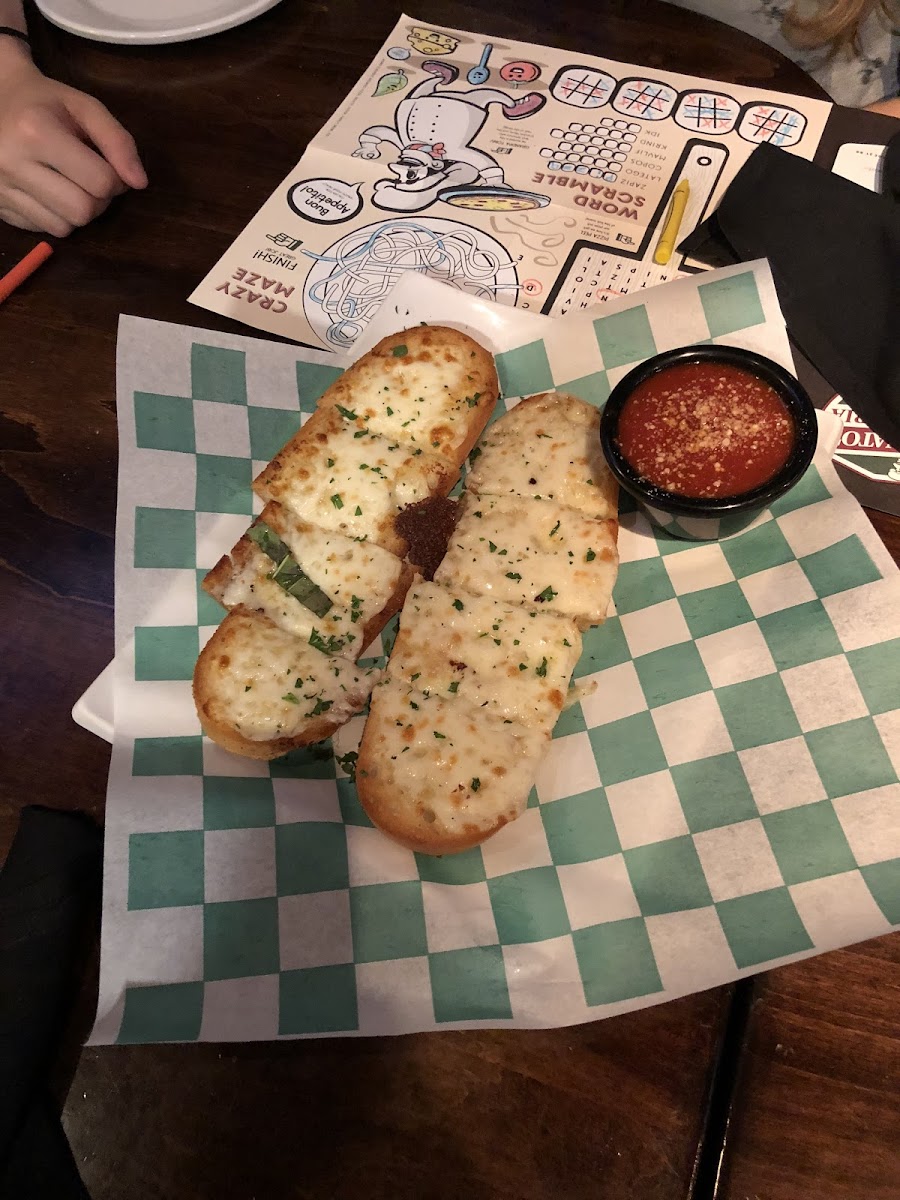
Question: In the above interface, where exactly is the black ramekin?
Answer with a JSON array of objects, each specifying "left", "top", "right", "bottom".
[{"left": 599, "top": 345, "right": 818, "bottom": 541}]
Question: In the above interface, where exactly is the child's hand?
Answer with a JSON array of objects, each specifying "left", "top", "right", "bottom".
[{"left": 0, "top": 39, "right": 147, "bottom": 237}]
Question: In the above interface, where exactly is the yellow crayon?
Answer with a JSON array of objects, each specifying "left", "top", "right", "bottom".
[{"left": 653, "top": 179, "right": 691, "bottom": 266}]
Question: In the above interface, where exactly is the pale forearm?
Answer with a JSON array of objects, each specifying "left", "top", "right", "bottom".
[{"left": 0, "top": 1, "right": 27, "bottom": 34}]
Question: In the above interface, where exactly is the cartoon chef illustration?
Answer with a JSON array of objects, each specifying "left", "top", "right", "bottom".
[{"left": 352, "top": 61, "right": 545, "bottom": 212}]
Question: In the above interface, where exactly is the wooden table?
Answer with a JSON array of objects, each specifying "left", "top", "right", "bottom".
[{"left": 0, "top": 3, "right": 898, "bottom": 1197}]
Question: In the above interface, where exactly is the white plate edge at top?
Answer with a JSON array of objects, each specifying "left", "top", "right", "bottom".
[{"left": 35, "top": 0, "right": 283, "bottom": 45}]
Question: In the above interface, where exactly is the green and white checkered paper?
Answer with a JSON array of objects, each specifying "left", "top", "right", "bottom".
[{"left": 91, "top": 270, "right": 900, "bottom": 1044}]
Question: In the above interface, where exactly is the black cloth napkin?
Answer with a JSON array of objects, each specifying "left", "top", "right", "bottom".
[
  {"left": 0, "top": 806, "right": 102, "bottom": 1200},
  {"left": 679, "top": 137, "right": 900, "bottom": 450}
]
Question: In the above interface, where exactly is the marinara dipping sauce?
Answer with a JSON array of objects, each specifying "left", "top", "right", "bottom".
[{"left": 616, "top": 361, "right": 797, "bottom": 499}]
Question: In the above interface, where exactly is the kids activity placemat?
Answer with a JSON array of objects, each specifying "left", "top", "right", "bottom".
[{"left": 189, "top": 14, "right": 834, "bottom": 349}]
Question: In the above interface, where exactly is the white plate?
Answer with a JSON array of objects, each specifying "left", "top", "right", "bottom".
[
  {"left": 35, "top": 0, "right": 283, "bottom": 45},
  {"left": 72, "top": 659, "right": 115, "bottom": 743}
]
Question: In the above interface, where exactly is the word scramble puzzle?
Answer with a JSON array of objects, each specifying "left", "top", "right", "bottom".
[{"left": 540, "top": 118, "right": 640, "bottom": 182}]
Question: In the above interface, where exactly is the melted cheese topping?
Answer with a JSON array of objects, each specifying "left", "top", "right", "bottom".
[
  {"left": 363, "top": 680, "right": 548, "bottom": 837},
  {"left": 214, "top": 515, "right": 404, "bottom": 653},
  {"left": 255, "top": 407, "right": 450, "bottom": 550},
  {"left": 319, "top": 328, "right": 496, "bottom": 462},
  {"left": 434, "top": 493, "right": 618, "bottom": 626},
  {"left": 269, "top": 505, "right": 405, "bottom": 603},
  {"left": 467, "top": 392, "right": 617, "bottom": 520},
  {"left": 388, "top": 582, "right": 581, "bottom": 731},
  {"left": 203, "top": 611, "right": 377, "bottom": 742}
]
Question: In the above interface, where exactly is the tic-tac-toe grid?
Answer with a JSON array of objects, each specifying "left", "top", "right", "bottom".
[
  {"left": 95, "top": 294, "right": 900, "bottom": 1045},
  {"left": 541, "top": 118, "right": 640, "bottom": 181},
  {"left": 738, "top": 104, "right": 807, "bottom": 147}
]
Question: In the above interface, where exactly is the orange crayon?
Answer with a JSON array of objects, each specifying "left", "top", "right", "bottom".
[{"left": 0, "top": 241, "right": 53, "bottom": 305}]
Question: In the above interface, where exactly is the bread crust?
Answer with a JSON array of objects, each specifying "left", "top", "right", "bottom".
[
  {"left": 193, "top": 609, "right": 373, "bottom": 761},
  {"left": 356, "top": 681, "right": 545, "bottom": 855}
]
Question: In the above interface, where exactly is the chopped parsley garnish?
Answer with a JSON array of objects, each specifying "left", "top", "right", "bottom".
[
  {"left": 307, "top": 698, "right": 333, "bottom": 717},
  {"left": 535, "top": 586, "right": 557, "bottom": 602},
  {"left": 336, "top": 405, "right": 357, "bottom": 421},
  {"left": 535, "top": 657, "right": 548, "bottom": 678},
  {"left": 354, "top": 505, "right": 362, "bottom": 516},
  {"left": 336, "top": 751, "right": 358, "bottom": 781},
  {"left": 518, "top": 663, "right": 527, "bottom": 671},
  {"left": 585, "top": 548, "right": 596, "bottom": 562},
  {"left": 353, "top": 429, "right": 367, "bottom": 439},
  {"left": 452, "top": 599, "right": 464, "bottom": 611},
  {"left": 505, "top": 572, "right": 522, "bottom": 581},
  {"left": 433, "top": 731, "right": 446, "bottom": 739},
  {"left": 331, "top": 494, "right": 343, "bottom": 509},
  {"left": 309, "top": 628, "right": 343, "bottom": 655},
  {"left": 550, "top": 520, "right": 560, "bottom": 538},
  {"left": 563, "top": 638, "right": 572, "bottom": 647},
  {"left": 282, "top": 692, "right": 299, "bottom": 704},
  {"left": 410, "top": 672, "right": 421, "bottom": 681},
  {"left": 350, "top": 595, "right": 363, "bottom": 623},
  {"left": 392, "top": 344, "right": 408, "bottom": 356},
  {"left": 386, "top": 406, "right": 393, "bottom": 415},
  {"left": 244, "top": 684, "right": 252, "bottom": 692},
  {"left": 448, "top": 681, "right": 459, "bottom": 693},
  {"left": 470, "top": 777, "right": 481, "bottom": 792},
  {"left": 489, "top": 541, "right": 497, "bottom": 553},
  {"left": 326, "top": 457, "right": 335, "bottom": 467}
]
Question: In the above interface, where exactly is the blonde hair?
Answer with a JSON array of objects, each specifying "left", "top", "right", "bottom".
[{"left": 782, "top": 0, "right": 899, "bottom": 50}]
